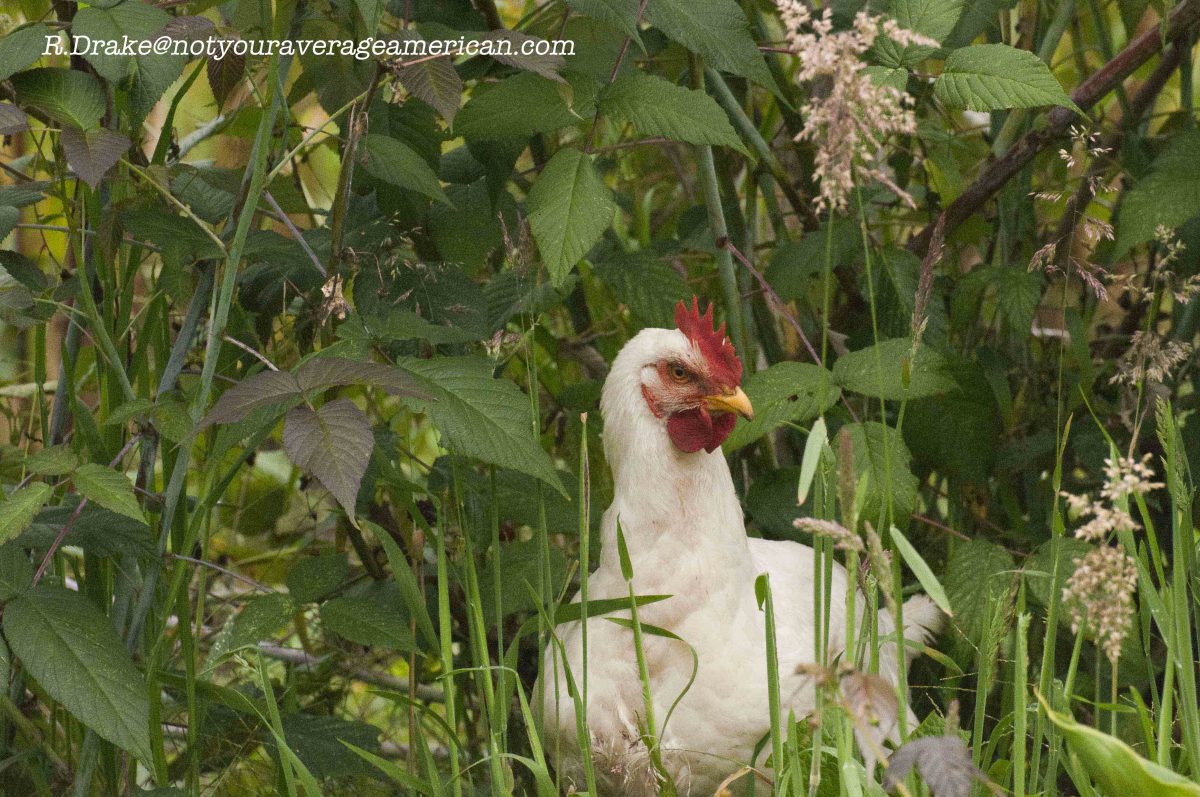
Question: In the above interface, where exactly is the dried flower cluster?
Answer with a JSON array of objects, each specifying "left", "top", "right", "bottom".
[
  {"left": 1110, "top": 331, "right": 1194, "bottom": 387},
  {"left": 1112, "top": 226, "right": 1200, "bottom": 305},
  {"left": 1060, "top": 453, "right": 1160, "bottom": 663},
  {"left": 776, "top": 1, "right": 935, "bottom": 213},
  {"left": 1029, "top": 127, "right": 1116, "bottom": 300},
  {"left": 1062, "top": 545, "right": 1139, "bottom": 664}
]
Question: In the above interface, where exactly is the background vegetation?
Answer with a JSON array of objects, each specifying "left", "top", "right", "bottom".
[{"left": 0, "top": 0, "right": 1198, "bottom": 794}]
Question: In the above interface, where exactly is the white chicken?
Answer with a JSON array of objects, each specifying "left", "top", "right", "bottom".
[{"left": 538, "top": 299, "right": 944, "bottom": 796}]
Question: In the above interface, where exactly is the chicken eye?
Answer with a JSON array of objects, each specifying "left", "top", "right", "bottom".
[{"left": 670, "top": 365, "right": 689, "bottom": 383}]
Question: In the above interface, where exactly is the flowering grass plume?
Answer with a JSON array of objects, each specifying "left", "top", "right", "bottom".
[
  {"left": 776, "top": 1, "right": 936, "bottom": 213},
  {"left": 1110, "top": 331, "right": 1194, "bottom": 387},
  {"left": 1061, "top": 453, "right": 1160, "bottom": 663}
]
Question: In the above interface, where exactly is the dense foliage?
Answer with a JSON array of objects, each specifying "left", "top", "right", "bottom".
[{"left": 0, "top": 0, "right": 1199, "bottom": 794}]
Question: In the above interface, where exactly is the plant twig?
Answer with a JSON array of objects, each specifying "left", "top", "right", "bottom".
[{"left": 907, "top": 0, "right": 1200, "bottom": 254}]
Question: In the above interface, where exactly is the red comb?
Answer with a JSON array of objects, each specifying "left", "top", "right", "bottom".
[{"left": 674, "top": 296, "right": 742, "bottom": 387}]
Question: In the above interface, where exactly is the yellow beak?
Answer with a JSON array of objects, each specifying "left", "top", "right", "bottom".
[{"left": 703, "top": 387, "right": 754, "bottom": 420}]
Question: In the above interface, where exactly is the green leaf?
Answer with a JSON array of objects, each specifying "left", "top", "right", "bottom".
[
  {"left": 0, "top": 206, "right": 19, "bottom": 244},
  {"left": 360, "top": 134, "right": 451, "bottom": 205},
  {"left": 1023, "top": 537, "right": 1091, "bottom": 608},
  {"left": 723, "top": 362, "right": 841, "bottom": 451},
  {"left": 392, "top": 31, "right": 462, "bottom": 123},
  {"left": 599, "top": 72, "right": 746, "bottom": 152},
  {"left": 0, "top": 263, "right": 34, "bottom": 322},
  {"left": 71, "top": 2, "right": 171, "bottom": 83},
  {"left": 366, "top": 521, "right": 439, "bottom": 651},
  {"left": 843, "top": 421, "right": 920, "bottom": 526},
  {"left": 280, "top": 714, "right": 381, "bottom": 779},
  {"left": 878, "top": 0, "right": 963, "bottom": 64},
  {"left": 207, "top": 593, "right": 295, "bottom": 664},
  {"left": 353, "top": 0, "right": 383, "bottom": 32},
  {"left": 526, "top": 147, "right": 614, "bottom": 286},
  {"left": 592, "top": 250, "right": 688, "bottom": 328},
  {"left": 833, "top": 338, "right": 957, "bottom": 401},
  {"left": 283, "top": 400, "right": 374, "bottom": 518},
  {"left": 1115, "top": 129, "right": 1200, "bottom": 254},
  {"left": 564, "top": 0, "right": 642, "bottom": 42},
  {"left": 797, "top": 417, "right": 827, "bottom": 506},
  {"left": 26, "top": 445, "right": 79, "bottom": 476},
  {"left": 11, "top": 68, "right": 106, "bottom": 130},
  {"left": 944, "top": 539, "right": 1015, "bottom": 644},
  {"left": 934, "top": 44, "right": 1078, "bottom": 111},
  {"left": 0, "top": 546, "right": 33, "bottom": 602},
  {"left": 0, "top": 483, "right": 53, "bottom": 545},
  {"left": 320, "top": 582, "right": 420, "bottom": 653},
  {"left": 1039, "top": 693, "right": 1200, "bottom": 797},
  {"left": 201, "top": 357, "right": 430, "bottom": 427},
  {"left": 393, "top": 356, "right": 566, "bottom": 495},
  {"left": 454, "top": 72, "right": 576, "bottom": 141},
  {"left": 74, "top": 463, "right": 145, "bottom": 523},
  {"left": 644, "top": 0, "right": 774, "bottom": 90},
  {"left": 476, "top": 30, "right": 567, "bottom": 83},
  {"left": 286, "top": 553, "right": 350, "bottom": 603},
  {"left": 889, "top": 525, "right": 954, "bottom": 618},
  {"left": 59, "top": 126, "right": 131, "bottom": 189},
  {"left": 344, "top": 741, "right": 438, "bottom": 795},
  {"left": 0, "top": 23, "right": 50, "bottom": 82},
  {"left": 3, "top": 584, "right": 152, "bottom": 765}
]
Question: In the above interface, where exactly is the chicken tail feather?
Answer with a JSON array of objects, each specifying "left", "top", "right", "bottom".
[{"left": 901, "top": 595, "right": 946, "bottom": 664}]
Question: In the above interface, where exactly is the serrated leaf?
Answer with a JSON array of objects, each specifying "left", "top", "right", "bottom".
[
  {"left": 1115, "top": 129, "right": 1200, "bottom": 254},
  {"left": 564, "top": 0, "right": 642, "bottom": 42},
  {"left": 201, "top": 357, "right": 429, "bottom": 427},
  {"left": 207, "top": 593, "right": 294, "bottom": 664},
  {"left": 320, "top": 582, "right": 419, "bottom": 652},
  {"left": 392, "top": 356, "right": 566, "bottom": 494},
  {"left": 884, "top": 735, "right": 985, "bottom": 796},
  {"left": 592, "top": 250, "right": 687, "bottom": 328},
  {"left": 283, "top": 400, "right": 374, "bottom": 518},
  {"left": 1039, "top": 693, "right": 1200, "bottom": 797},
  {"left": 599, "top": 72, "right": 746, "bottom": 152},
  {"left": 844, "top": 421, "right": 920, "bottom": 525},
  {"left": 360, "top": 134, "right": 451, "bottom": 205},
  {"left": 833, "top": 338, "right": 957, "bottom": 400},
  {"left": 206, "top": 45, "right": 245, "bottom": 107},
  {"left": 879, "top": 0, "right": 963, "bottom": 64},
  {"left": 74, "top": 463, "right": 144, "bottom": 523},
  {"left": 934, "top": 44, "right": 1077, "bottom": 111},
  {"left": 944, "top": 539, "right": 1014, "bottom": 644},
  {"left": 0, "top": 23, "right": 51, "bottom": 82},
  {"left": 392, "top": 32, "right": 462, "bottom": 123},
  {"left": 0, "top": 483, "right": 53, "bottom": 545},
  {"left": 354, "top": 0, "right": 383, "bottom": 32},
  {"left": 60, "top": 126, "right": 131, "bottom": 189},
  {"left": 280, "top": 714, "right": 381, "bottom": 779},
  {"left": 526, "top": 147, "right": 614, "bottom": 285},
  {"left": 454, "top": 72, "right": 575, "bottom": 141},
  {"left": 11, "top": 68, "right": 106, "bottom": 130},
  {"left": 723, "top": 362, "right": 841, "bottom": 451},
  {"left": 71, "top": 3, "right": 171, "bottom": 83},
  {"left": 477, "top": 30, "right": 566, "bottom": 82},
  {"left": 644, "top": 0, "right": 774, "bottom": 90},
  {"left": 0, "top": 103, "right": 29, "bottom": 135},
  {"left": 26, "top": 445, "right": 79, "bottom": 476},
  {"left": 286, "top": 553, "right": 350, "bottom": 604},
  {"left": 0, "top": 207, "right": 19, "bottom": 244},
  {"left": 3, "top": 584, "right": 152, "bottom": 765},
  {"left": 0, "top": 547, "right": 33, "bottom": 601}
]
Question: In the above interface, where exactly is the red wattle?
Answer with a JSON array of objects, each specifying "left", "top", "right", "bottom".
[{"left": 667, "top": 407, "right": 736, "bottom": 453}]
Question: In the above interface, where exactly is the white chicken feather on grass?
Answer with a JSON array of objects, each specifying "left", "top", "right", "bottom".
[{"left": 536, "top": 300, "right": 945, "bottom": 796}]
